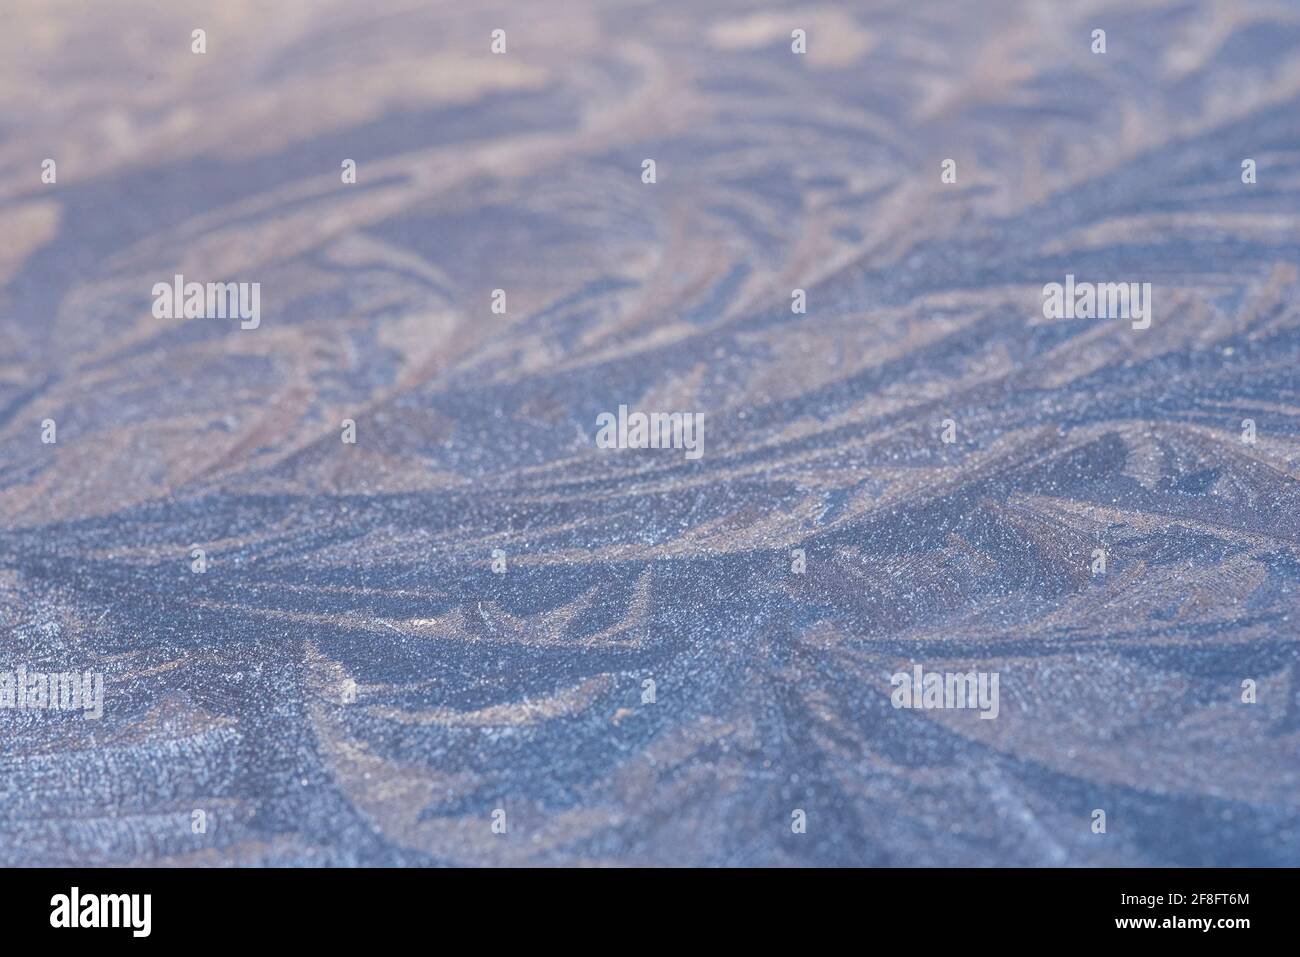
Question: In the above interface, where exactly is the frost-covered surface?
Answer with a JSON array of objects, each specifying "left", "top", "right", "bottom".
[{"left": 0, "top": 0, "right": 1298, "bottom": 865}]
